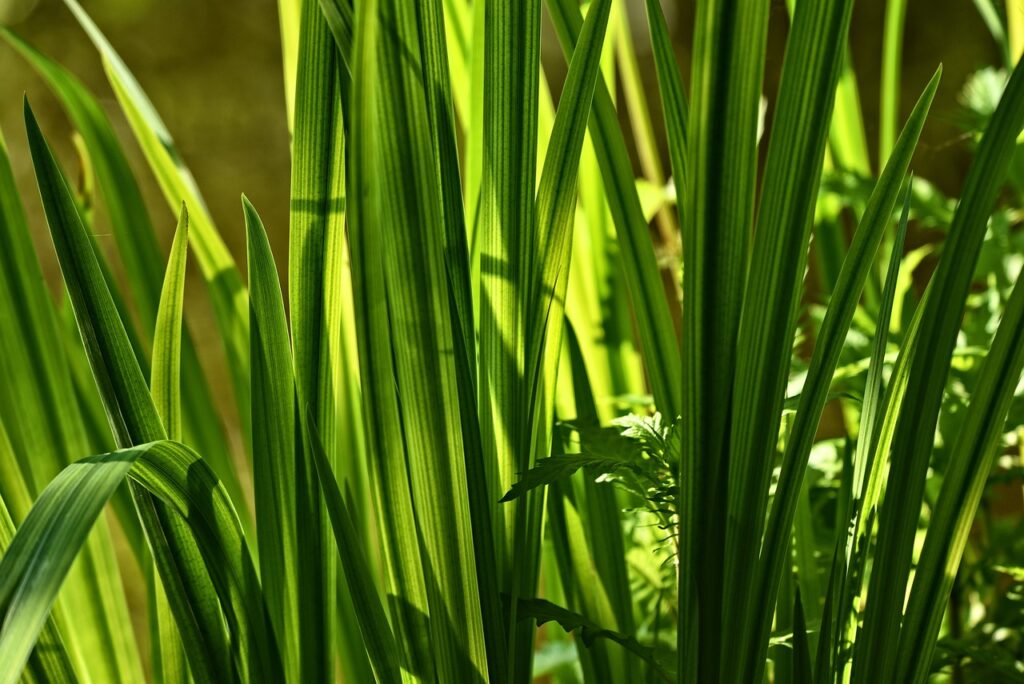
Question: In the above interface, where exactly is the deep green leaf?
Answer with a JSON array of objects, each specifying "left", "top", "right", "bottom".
[
  {"left": 722, "top": 3, "right": 856, "bottom": 676},
  {"left": 244, "top": 197, "right": 301, "bottom": 682},
  {"left": 60, "top": 0, "right": 252, "bottom": 453},
  {"left": 855, "top": 55, "right": 1024, "bottom": 682},
  {"left": 24, "top": 101, "right": 278, "bottom": 683},
  {"left": 500, "top": 454, "right": 625, "bottom": 504},
  {"left": 744, "top": 69, "right": 938, "bottom": 683},
  {"left": 307, "top": 417, "right": 402, "bottom": 684},
  {"left": 898, "top": 230, "right": 1024, "bottom": 683},
  {"left": 0, "top": 28, "right": 246, "bottom": 511},
  {"left": 348, "top": 0, "right": 490, "bottom": 679},
  {"left": 0, "top": 121, "right": 142, "bottom": 684}
]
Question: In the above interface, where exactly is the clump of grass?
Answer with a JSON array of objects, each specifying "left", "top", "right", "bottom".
[{"left": 0, "top": 1, "right": 1023, "bottom": 682}]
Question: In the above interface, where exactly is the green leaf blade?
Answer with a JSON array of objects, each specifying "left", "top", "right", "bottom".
[
  {"left": 855, "top": 55, "right": 1024, "bottom": 682},
  {"left": 244, "top": 197, "right": 301, "bottom": 683}
]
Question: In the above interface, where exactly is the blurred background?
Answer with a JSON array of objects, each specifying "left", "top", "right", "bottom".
[{"left": 0, "top": 0, "right": 1001, "bottom": 284}]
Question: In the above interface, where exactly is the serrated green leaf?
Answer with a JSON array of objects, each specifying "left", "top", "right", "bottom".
[{"left": 509, "top": 597, "right": 672, "bottom": 684}]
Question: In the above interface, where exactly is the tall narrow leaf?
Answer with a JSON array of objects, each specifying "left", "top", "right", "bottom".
[
  {"left": 348, "top": 0, "right": 489, "bottom": 679},
  {"left": 149, "top": 203, "right": 190, "bottom": 684},
  {"left": 737, "top": 71, "right": 938, "bottom": 683},
  {"left": 245, "top": 198, "right": 301, "bottom": 682},
  {"left": 855, "top": 54, "right": 1024, "bottom": 681},
  {"left": 898, "top": 242, "right": 1024, "bottom": 683},
  {"left": 24, "top": 101, "right": 279, "bottom": 683},
  {"left": 60, "top": 0, "right": 252, "bottom": 451},
  {"left": 288, "top": 1, "right": 349, "bottom": 679},
  {"left": 0, "top": 124, "right": 142, "bottom": 684},
  {"left": 721, "top": 4, "right": 853, "bottom": 680},
  {"left": 0, "top": 29, "right": 245, "bottom": 508}
]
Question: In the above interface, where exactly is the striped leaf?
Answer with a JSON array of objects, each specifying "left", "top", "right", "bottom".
[
  {"left": 1, "top": 29, "right": 245, "bottom": 511},
  {"left": 739, "top": 70, "right": 939, "bottom": 683},
  {"left": 854, "top": 54, "right": 1024, "bottom": 681},
  {"left": 60, "top": 0, "right": 252, "bottom": 453},
  {"left": 24, "top": 101, "right": 280, "bottom": 683}
]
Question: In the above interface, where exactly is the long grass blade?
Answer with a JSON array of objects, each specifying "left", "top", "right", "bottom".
[
  {"left": 288, "top": 0, "right": 353, "bottom": 678},
  {"left": 0, "top": 450, "right": 77, "bottom": 684},
  {"left": 348, "top": 0, "right": 435, "bottom": 675},
  {"left": 740, "top": 70, "right": 938, "bottom": 683},
  {"left": 879, "top": 0, "right": 910, "bottom": 164},
  {"left": 721, "top": 1, "right": 852, "bottom": 679},
  {"left": 546, "top": 0, "right": 681, "bottom": 419},
  {"left": 277, "top": 0, "right": 301, "bottom": 130},
  {"left": 0, "top": 439, "right": 269, "bottom": 684},
  {"left": 349, "top": 0, "right": 489, "bottom": 679},
  {"left": 897, "top": 237, "right": 1024, "bottom": 683},
  {"left": 151, "top": 205, "right": 189, "bottom": 440},
  {"left": 643, "top": 0, "right": 688, "bottom": 212},
  {"left": 24, "top": 101, "right": 280, "bottom": 683},
  {"left": 149, "top": 203, "right": 190, "bottom": 684},
  {"left": 478, "top": 0, "right": 541, "bottom": 604},
  {"left": 307, "top": 418, "right": 402, "bottom": 684},
  {"left": 0, "top": 449, "right": 136, "bottom": 682},
  {"left": 60, "top": 0, "right": 252, "bottom": 452},
  {"left": 0, "top": 125, "right": 142, "bottom": 684},
  {"left": 854, "top": 54, "right": 1024, "bottom": 682},
  {"left": 683, "top": 0, "right": 774, "bottom": 674},
  {"left": 819, "top": 180, "right": 915, "bottom": 679},
  {"left": 243, "top": 197, "right": 301, "bottom": 683},
  {"left": 0, "top": 29, "right": 246, "bottom": 510}
]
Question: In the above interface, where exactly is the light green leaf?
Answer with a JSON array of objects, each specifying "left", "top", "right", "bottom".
[
  {"left": 288, "top": 0, "right": 351, "bottom": 679},
  {"left": 149, "top": 202, "right": 190, "bottom": 684},
  {"left": 151, "top": 204, "right": 189, "bottom": 440},
  {"left": 546, "top": 0, "right": 681, "bottom": 419},
  {"left": 0, "top": 440, "right": 272, "bottom": 684}
]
